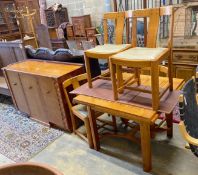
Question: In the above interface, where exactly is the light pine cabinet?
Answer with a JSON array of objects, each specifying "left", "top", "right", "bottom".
[{"left": 3, "top": 60, "right": 84, "bottom": 131}]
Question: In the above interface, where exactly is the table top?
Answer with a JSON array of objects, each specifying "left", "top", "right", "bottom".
[
  {"left": 74, "top": 95, "right": 158, "bottom": 123},
  {"left": 73, "top": 75, "right": 184, "bottom": 122},
  {"left": 3, "top": 60, "right": 83, "bottom": 78}
]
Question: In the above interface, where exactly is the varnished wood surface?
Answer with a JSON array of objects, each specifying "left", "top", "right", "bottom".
[
  {"left": 73, "top": 75, "right": 183, "bottom": 172},
  {"left": 3, "top": 60, "right": 84, "bottom": 131},
  {"left": 3, "top": 60, "right": 83, "bottom": 78},
  {"left": 72, "top": 74, "right": 184, "bottom": 114},
  {"left": 74, "top": 95, "right": 157, "bottom": 123}
]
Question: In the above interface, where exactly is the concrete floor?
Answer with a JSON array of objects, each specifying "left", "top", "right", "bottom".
[{"left": 0, "top": 124, "right": 198, "bottom": 175}]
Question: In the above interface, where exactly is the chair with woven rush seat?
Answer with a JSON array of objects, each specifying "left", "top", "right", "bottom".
[
  {"left": 62, "top": 73, "right": 117, "bottom": 148},
  {"left": 109, "top": 6, "right": 174, "bottom": 110},
  {"left": 84, "top": 11, "right": 131, "bottom": 88},
  {"left": 179, "top": 78, "right": 198, "bottom": 157}
]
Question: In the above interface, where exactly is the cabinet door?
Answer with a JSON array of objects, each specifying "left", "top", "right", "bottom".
[
  {"left": 175, "top": 65, "right": 196, "bottom": 81},
  {"left": 19, "top": 73, "right": 48, "bottom": 123},
  {"left": 5, "top": 71, "right": 30, "bottom": 114},
  {"left": 38, "top": 77, "right": 66, "bottom": 128}
]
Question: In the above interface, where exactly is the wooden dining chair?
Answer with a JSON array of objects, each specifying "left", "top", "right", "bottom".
[
  {"left": 109, "top": 6, "right": 174, "bottom": 111},
  {"left": 62, "top": 73, "right": 117, "bottom": 148},
  {"left": 84, "top": 11, "right": 131, "bottom": 88},
  {"left": 179, "top": 78, "right": 198, "bottom": 157}
]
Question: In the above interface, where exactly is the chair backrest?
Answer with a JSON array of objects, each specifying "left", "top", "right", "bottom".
[
  {"left": 103, "top": 12, "right": 125, "bottom": 44},
  {"left": 159, "top": 6, "right": 174, "bottom": 49},
  {"left": 127, "top": 6, "right": 174, "bottom": 48},
  {"left": 62, "top": 73, "right": 87, "bottom": 111},
  {"left": 179, "top": 78, "right": 198, "bottom": 157}
]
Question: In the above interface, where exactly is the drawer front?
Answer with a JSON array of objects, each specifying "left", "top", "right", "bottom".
[
  {"left": 86, "top": 28, "right": 96, "bottom": 36},
  {"left": 174, "top": 65, "right": 196, "bottom": 81},
  {"left": 173, "top": 52, "right": 198, "bottom": 63},
  {"left": 73, "top": 23, "right": 86, "bottom": 37},
  {"left": 5, "top": 71, "right": 30, "bottom": 114},
  {"left": 66, "top": 25, "right": 74, "bottom": 37},
  {"left": 19, "top": 73, "right": 48, "bottom": 123},
  {"left": 38, "top": 77, "right": 65, "bottom": 128}
]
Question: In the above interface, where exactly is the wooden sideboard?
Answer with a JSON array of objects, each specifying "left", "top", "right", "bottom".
[
  {"left": 3, "top": 60, "right": 84, "bottom": 131},
  {"left": 172, "top": 48, "right": 198, "bottom": 81}
]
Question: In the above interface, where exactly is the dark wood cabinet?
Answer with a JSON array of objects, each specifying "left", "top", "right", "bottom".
[
  {"left": 172, "top": 48, "right": 198, "bottom": 81},
  {"left": 0, "top": 0, "right": 40, "bottom": 40},
  {"left": 0, "top": 0, "right": 20, "bottom": 40},
  {"left": 15, "top": 0, "right": 40, "bottom": 27},
  {"left": 72, "top": 15, "right": 91, "bottom": 37},
  {"left": 45, "top": 8, "right": 69, "bottom": 28}
]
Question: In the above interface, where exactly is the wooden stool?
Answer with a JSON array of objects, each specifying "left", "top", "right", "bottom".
[
  {"left": 84, "top": 12, "right": 131, "bottom": 88},
  {"left": 109, "top": 6, "right": 174, "bottom": 111}
]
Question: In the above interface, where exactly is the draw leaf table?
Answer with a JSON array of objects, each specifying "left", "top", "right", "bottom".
[{"left": 72, "top": 75, "right": 184, "bottom": 172}]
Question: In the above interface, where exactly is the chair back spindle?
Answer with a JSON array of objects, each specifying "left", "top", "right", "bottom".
[
  {"left": 103, "top": 12, "right": 125, "bottom": 44},
  {"left": 62, "top": 74, "right": 87, "bottom": 111}
]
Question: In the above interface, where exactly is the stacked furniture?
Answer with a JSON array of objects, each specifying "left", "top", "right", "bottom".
[
  {"left": 0, "top": 0, "right": 40, "bottom": 41},
  {"left": 66, "top": 15, "right": 97, "bottom": 48}
]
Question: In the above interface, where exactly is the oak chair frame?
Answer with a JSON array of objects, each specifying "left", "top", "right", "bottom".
[
  {"left": 84, "top": 11, "right": 131, "bottom": 88},
  {"left": 63, "top": 73, "right": 117, "bottom": 148},
  {"left": 110, "top": 6, "right": 174, "bottom": 111}
]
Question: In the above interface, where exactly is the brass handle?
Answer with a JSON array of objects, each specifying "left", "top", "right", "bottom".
[{"left": 174, "top": 55, "right": 182, "bottom": 59}]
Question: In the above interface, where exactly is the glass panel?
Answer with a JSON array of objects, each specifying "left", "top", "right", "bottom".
[{"left": 0, "top": 12, "right": 5, "bottom": 24}]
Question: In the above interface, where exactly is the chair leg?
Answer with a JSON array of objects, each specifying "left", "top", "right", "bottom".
[
  {"left": 110, "top": 61, "right": 118, "bottom": 100},
  {"left": 84, "top": 54, "right": 93, "bottom": 88},
  {"left": 134, "top": 68, "right": 141, "bottom": 86},
  {"left": 151, "top": 63, "right": 159, "bottom": 110},
  {"left": 112, "top": 115, "right": 117, "bottom": 133},
  {"left": 71, "top": 113, "right": 78, "bottom": 133},
  {"left": 116, "top": 65, "right": 124, "bottom": 94},
  {"left": 168, "top": 51, "right": 173, "bottom": 91},
  {"left": 84, "top": 117, "right": 94, "bottom": 149}
]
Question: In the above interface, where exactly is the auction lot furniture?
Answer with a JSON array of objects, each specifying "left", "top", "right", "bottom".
[
  {"left": 0, "top": 41, "right": 27, "bottom": 95},
  {"left": 85, "top": 11, "right": 131, "bottom": 84},
  {"left": 63, "top": 74, "right": 117, "bottom": 148},
  {"left": 110, "top": 6, "right": 174, "bottom": 111},
  {"left": 72, "top": 74, "right": 184, "bottom": 172},
  {"left": 3, "top": 60, "right": 84, "bottom": 131},
  {"left": 172, "top": 48, "right": 198, "bottom": 81}
]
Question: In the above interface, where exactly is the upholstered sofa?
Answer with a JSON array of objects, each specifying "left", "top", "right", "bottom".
[{"left": 25, "top": 46, "right": 101, "bottom": 78}]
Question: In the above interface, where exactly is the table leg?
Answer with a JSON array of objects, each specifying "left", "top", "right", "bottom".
[
  {"left": 87, "top": 106, "right": 100, "bottom": 151},
  {"left": 84, "top": 55, "right": 92, "bottom": 88},
  {"left": 166, "top": 112, "right": 173, "bottom": 138},
  {"left": 140, "top": 123, "right": 151, "bottom": 172}
]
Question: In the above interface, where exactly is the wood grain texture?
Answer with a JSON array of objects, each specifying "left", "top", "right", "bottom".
[
  {"left": 110, "top": 6, "right": 174, "bottom": 111},
  {"left": 4, "top": 60, "right": 82, "bottom": 78},
  {"left": 4, "top": 60, "right": 84, "bottom": 131}
]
